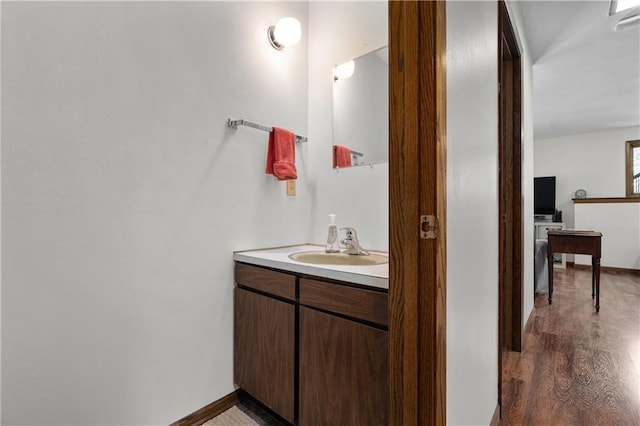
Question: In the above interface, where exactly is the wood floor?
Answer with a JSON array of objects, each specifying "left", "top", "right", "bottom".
[{"left": 501, "top": 267, "right": 640, "bottom": 425}]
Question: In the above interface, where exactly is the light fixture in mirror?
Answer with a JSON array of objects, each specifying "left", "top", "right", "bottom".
[
  {"left": 332, "top": 46, "right": 388, "bottom": 169},
  {"left": 625, "top": 139, "right": 640, "bottom": 196},
  {"left": 333, "top": 60, "right": 355, "bottom": 81}
]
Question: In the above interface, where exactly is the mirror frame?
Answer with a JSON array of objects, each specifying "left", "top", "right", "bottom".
[{"left": 625, "top": 139, "right": 640, "bottom": 197}]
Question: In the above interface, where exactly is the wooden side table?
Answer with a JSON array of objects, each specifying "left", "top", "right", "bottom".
[{"left": 546, "top": 230, "right": 603, "bottom": 312}]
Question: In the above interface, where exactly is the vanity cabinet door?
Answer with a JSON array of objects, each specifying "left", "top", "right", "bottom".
[
  {"left": 299, "top": 306, "right": 389, "bottom": 426},
  {"left": 234, "top": 288, "right": 295, "bottom": 423}
]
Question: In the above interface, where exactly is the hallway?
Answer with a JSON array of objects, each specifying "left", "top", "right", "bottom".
[{"left": 501, "top": 267, "right": 640, "bottom": 424}]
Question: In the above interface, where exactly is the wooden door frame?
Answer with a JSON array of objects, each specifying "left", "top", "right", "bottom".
[
  {"left": 389, "top": 1, "right": 447, "bottom": 425},
  {"left": 498, "top": 0, "right": 523, "bottom": 354},
  {"left": 497, "top": 0, "right": 524, "bottom": 416}
]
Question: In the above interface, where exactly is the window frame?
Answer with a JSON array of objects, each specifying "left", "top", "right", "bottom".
[{"left": 625, "top": 139, "right": 640, "bottom": 197}]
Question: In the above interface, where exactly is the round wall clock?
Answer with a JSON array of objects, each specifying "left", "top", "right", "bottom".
[{"left": 575, "top": 189, "right": 587, "bottom": 199}]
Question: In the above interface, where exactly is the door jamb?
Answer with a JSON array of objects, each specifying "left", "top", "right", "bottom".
[{"left": 497, "top": 0, "right": 524, "bottom": 416}]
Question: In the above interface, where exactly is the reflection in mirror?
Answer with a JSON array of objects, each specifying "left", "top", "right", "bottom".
[
  {"left": 332, "top": 46, "right": 388, "bottom": 169},
  {"left": 626, "top": 139, "right": 640, "bottom": 197}
]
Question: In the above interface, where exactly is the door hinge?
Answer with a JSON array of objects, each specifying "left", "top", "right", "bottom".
[{"left": 420, "top": 215, "right": 439, "bottom": 239}]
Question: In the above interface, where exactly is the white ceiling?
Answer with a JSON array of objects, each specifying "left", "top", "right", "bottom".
[{"left": 518, "top": 0, "right": 640, "bottom": 140}]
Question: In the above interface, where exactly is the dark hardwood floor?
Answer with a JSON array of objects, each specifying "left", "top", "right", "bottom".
[{"left": 501, "top": 267, "right": 640, "bottom": 425}]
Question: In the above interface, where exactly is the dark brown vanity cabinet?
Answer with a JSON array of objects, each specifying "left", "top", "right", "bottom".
[
  {"left": 234, "top": 263, "right": 389, "bottom": 426},
  {"left": 234, "top": 264, "right": 296, "bottom": 424}
]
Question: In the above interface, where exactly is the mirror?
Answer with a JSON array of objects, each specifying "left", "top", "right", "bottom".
[
  {"left": 332, "top": 46, "right": 388, "bottom": 169},
  {"left": 626, "top": 139, "right": 640, "bottom": 197}
]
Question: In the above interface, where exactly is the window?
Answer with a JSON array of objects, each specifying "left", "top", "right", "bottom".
[
  {"left": 626, "top": 139, "right": 640, "bottom": 197},
  {"left": 610, "top": 0, "right": 640, "bottom": 15}
]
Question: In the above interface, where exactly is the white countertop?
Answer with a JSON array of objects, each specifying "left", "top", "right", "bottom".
[{"left": 233, "top": 244, "right": 389, "bottom": 290}]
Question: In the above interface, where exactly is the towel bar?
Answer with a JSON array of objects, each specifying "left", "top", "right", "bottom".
[{"left": 227, "top": 119, "right": 308, "bottom": 144}]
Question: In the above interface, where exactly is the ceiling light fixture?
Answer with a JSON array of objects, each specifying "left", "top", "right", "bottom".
[
  {"left": 268, "top": 17, "right": 301, "bottom": 50},
  {"left": 609, "top": 0, "right": 640, "bottom": 15}
]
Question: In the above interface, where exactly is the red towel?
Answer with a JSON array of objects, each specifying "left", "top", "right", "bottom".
[
  {"left": 266, "top": 126, "right": 297, "bottom": 181},
  {"left": 333, "top": 144, "right": 352, "bottom": 168}
]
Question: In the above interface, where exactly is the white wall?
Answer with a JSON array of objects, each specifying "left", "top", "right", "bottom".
[
  {"left": 1, "top": 2, "right": 308, "bottom": 424},
  {"left": 0, "top": 1, "right": 3, "bottom": 418},
  {"left": 307, "top": 1, "right": 388, "bottom": 251},
  {"left": 535, "top": 126, "right": 640, "bottom": 229},
  {"left": 446, "top": 2, "right": 498, "bottom": 422},
  {"left": 575, "top": 203, "right": 640, "bottom": 269},
  {"left": 446, "top": 1, "right": 535, "bottom": 424}
]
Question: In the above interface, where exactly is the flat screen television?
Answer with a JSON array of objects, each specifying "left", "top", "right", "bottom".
[{"left": 534, "top": 176, "right": 556, "bottom": 215}]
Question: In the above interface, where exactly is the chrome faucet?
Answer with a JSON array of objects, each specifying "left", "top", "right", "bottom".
[{"left": 340, "top": 227, "right": 370, "bottom": 256}]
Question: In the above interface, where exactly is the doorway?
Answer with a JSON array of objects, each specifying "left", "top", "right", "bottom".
[
  {"left": 497, "top": 0, "right": 524, "bottom": 414},
  {"left": 389, "top": 2, "right": 525, "bottom": 423}
]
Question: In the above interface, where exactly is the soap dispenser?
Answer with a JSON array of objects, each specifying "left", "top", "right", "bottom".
[{"left": 325, "top": 214, "right": 340, "bottom": 253}]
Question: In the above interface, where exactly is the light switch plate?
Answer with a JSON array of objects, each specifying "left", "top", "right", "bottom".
[{"left": 286, "top": 180, "right": 296, "bottom": 196}]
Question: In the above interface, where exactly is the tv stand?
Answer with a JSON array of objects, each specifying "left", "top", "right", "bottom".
[{"left": 534, "top": 221, "right": 566, "bottom": 269}]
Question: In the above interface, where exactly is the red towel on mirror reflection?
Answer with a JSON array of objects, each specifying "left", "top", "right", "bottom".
[
  {"left": 266, "top": 126, "right": 297, "bottom": 181},
  {"left": 333, "top": 144, "right": 352, "bottom": 168}
]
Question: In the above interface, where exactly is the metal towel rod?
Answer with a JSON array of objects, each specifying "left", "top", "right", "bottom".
[{"left": 227, "top": 119, "right": 308, "bottom": 144}]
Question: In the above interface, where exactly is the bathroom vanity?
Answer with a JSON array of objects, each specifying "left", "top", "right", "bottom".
[{"left": 233, "top": 245, "right": 389, "bottom": 425}]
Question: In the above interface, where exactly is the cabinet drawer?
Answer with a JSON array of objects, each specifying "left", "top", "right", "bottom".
[
  {"left": 235, "top": 263, "right": 296, "bottom": 301},
  {"left": 299, "top": 278, "right": 388, "bottom": 327},
  {"left": 537, "top": 224, "right": 564, "bottom": 240}
]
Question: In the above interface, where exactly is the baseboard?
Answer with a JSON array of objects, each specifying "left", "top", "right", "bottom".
[
  {"left": 490, "top": 403, "right": 501, "bottom": 426},
  {"left": 523, "top": 303, "right": 536, "bottom": 334},
  {"left": 170, "top": 390, "right": 239, "bottom": 426},
  {"left": 568, "top": 262, "right": 640, "bottom": 275}
]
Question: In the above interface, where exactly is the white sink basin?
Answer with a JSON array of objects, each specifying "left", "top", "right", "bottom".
[{"left": 289, "top": 251, "right": 388, "bottom": 266}]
